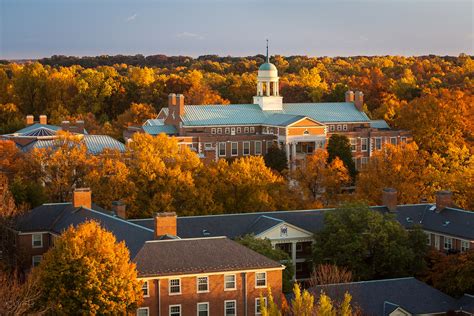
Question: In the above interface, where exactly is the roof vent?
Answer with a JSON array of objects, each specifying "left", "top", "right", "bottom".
[
  {"left": 443, "top": 221, "right": 450, "bottom": 227},
  {"left": 429, "top": 205, "right": 436, "bottom": 211},
  {"left": 202, "top": 229, "right": 211, "bottom": 236},
  {"left": 406, "top": 217, "right": 413, "bottom": 223}
]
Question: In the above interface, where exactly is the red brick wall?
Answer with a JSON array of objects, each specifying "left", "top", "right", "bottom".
[
  {"left": 17, "top": 232, "right": 54, "bottom": 270},
  {"left": 140, "top": 269, "right": 282, "bottom": 316}
]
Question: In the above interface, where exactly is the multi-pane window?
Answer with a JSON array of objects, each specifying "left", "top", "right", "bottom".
[
  {"left": 224, "top": 274, "right": 236, "bottom": 290},
  {"left": 142, "top": 281, "right": 149, "bottom": 297},
  {"left": 237, "top": 127, "right": 241, "bottom": 134},
  {"left": 461, "top": 240, "right": 470, "bottom": 252},
  {"left": 255, "top": 141, "right": 262, "bottom": 155},
  {"left": 32, "top": 255, "right": 42, "bottom": 267},
  {"left": 329, "top": 125, "right": 335, "bottom": 132},
  {"left": 231, "top": 142, "right": 238, "bottom": 156},
  {"left": 342, "top": 124, "right": 348, "bottom": 131},
  {"left": 197, "top": 276, "right": 209, "bottom": 293},
  {"left": 169, "top": 305, "right": 181, "bottom": 316},
  {"left": 219, "top": 142, "right": 226, "bottom": 157},
  {"left": 137, "top": 307, "right": 149, "bottom": 316},
  {"left": 32, "top": 234, "right": 43, "bottom": 248},
  {"left": 426, "top": 234, "right": 431, "bottom": 246},
  {"left": 225, "top": 300, "right": 236, "bottom": 316},
  {"left": 204, "top": 143, "right": 213, "bottom": 150},
  {"left": 375, "top": 137, "right": 382, "bottom": 150},
  {"left": 217, "top": 128, "right": 222, "bottom": 134},
  {"left": 244, "top": 127, "right": 249, "bottom": 133},
  {"left": 266, "top": 141, "right": 273, "bottom": 153},
  {"left": 255, "top": 272, "right": 266, "bottom": 287},
  {"left": 361, "top": 138, "right": 368, "bottom": 152},
  {"left": 169, "top": 279, "right": 181, "bottom": 294},
  {"left": 211, "top": 128, "right": 216, "bottom": 134},
  {"left": 444, "top": 237, "right": 453, "bottom": 250},
  {"left": 197, "top": 303, "right": 209, "bottom": 316},
  {"left": 256, "top": 297, "right": 267, "bottom": 315},
  {"left": 243, "top": 142, "right": 250, "bottom": 155},
  {"left": 350, "top": 138, "right": 357, "bottom": 152},
  {"left": 390, "top": 137, "right": 397, "bottom": 145},
  {"left": 250, "top": 127, "right": 255, "bottom": 133},
  {"left": 361, "top": 157, "right": 368, "bottom": 166},
  {"left": 400, "top": 137, "right": 407, "bottom": 143},
  {"left": 225, "top": 128, "right": 230, "bottom": 134}
]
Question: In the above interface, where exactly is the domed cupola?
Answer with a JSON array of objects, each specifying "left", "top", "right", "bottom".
[{"left": 254, "top": 40, "right": 283, "bottom": 111}]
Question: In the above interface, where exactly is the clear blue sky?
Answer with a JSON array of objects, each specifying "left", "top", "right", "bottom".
[{"left": 1, "top": 0, "right": 472, "bottom": 59}]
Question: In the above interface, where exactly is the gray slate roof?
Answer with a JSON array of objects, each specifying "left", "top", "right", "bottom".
[
  {"left": 14, "top": 123, "right": 62, "bottom": 134},
  {"left": 310, "top": 277, "right": 460, "bottom": 315},
  {"left": 130, "top": 204, "right": 474, "bottom": 241},
  {"left": 134, "top": 237, "right": 283, "bottom": 277},
  {"left": 14, "top": 203, "right": 153, "bottom": 257}
]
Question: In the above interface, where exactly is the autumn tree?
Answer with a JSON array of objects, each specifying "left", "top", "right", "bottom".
[
  {"left": 236, "top": 234, "right": 294, "bottom": 293},
  {"left": 291, "top": 283, "right": 314, "bottom": 316},
  {"left": 0, "top": 269, "right": 45, "bottom": 315},
  {"left": 326, "top": 134, "right": 356, "bottom": 180},
  {"left": 294, "top": 149, "right": 350, "bottom": 207},
  {"left": 113, "top": 102, "right": 157, "bottom": 138},
  {"left": 35, "top": 220, "right": 142, "bottom": 314},
  {"left": 313, "top": 202, "right": 428, "bottom": 280},
  {"left": 309, "top": 264, "right": 353, "bottom": 288}
]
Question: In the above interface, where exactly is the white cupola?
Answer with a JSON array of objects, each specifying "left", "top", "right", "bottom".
[{"left": 253, "top": 40, "right": 283, "bottom": 111}]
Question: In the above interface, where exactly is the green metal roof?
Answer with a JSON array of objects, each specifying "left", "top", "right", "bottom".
[
  {"left": 142, "top": 124, "right": 178, "bottom": 135},
  {"left": 259, "top": 62, "right": 277, "bottom": 71},
  {"left": 14, "top": 123, "right": 61, "bottom": 134},
  {"left": 370, "top": 120, "right": 391, "bottom": 129},
  {"left": 159, "top": 102, "right": 370, "bottom": 127}
]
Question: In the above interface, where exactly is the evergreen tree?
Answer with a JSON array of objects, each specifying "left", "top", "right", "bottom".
[
  {"left": 263, "top": 144, "right": 288, "bottom": 173},
  {"left": 326, "top": 134, "right": 357, "bottom": 180}
]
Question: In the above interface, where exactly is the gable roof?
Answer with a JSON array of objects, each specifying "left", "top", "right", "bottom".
[
  {"left": 310, "top": 277, "right": 460, "bottom": 315},
  {"left": 134, "top": 237, "right": 283, "bottom": 277},
  {"left": 130, "top": 204, "right": 474, "bottom": 241},
  {"left": 14, "top": 123, "right": 62, "bottom": 135},
  {"left": 14, "top": 203, "right": 153, "bottom": 257}
]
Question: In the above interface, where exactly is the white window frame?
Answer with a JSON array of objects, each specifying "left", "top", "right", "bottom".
[
  {"left": 256, "top": 297, "right": 267, "bottom": 315},
  {"left": 217, "top": 128, "right": 222, "bottom": 134},
  {"left": 224, "top": 274, "right": 236, "bottom": 291},
  {"left": 225, "top": 127, "right": 230, "bottom": 134},
  {"left": 461, "top": 240, "right": 470, "bottom": 252},
  {"left": 390, "top": 137, "right": 397, "bottom": 145},
  {"left": 197, "top": 276, "right": 209, "bottom": 293},
  {"left": 211, "top": 128, "right": 216, "bottom": 134},
  {"left": 329, "top": 125, "right": 335, "bottom": 132},
  {"left": 169, "top": 278, "right": 181, "bottom": 295},
  {"left": 231, "top": 142, "right": 238, "bottom": 156},
  {"left": 32, "top": 233, "right": 43, "bottom": 248},
  {"left": 224, "top": 300, "right": 236, "bottom": 316},
  {"left": 169, "top": 304, "right": 181, "bottom": 316},
  {"left": 137, "top": 307, "right": 149, "bottom": 316},
  {"left": 444, "top": 237, "right": 453, "bottom": 250},
  {"left": 361, "top": 157, "right": 368, "bottom": 166},
  {"left": 361, "top": 138, "right": 368, "bottom": 152},
  {"left": 142, "top": 280, "right": 149, "bottom": 297},
  {"left": 342, "top": 124, "right": 348, "bottom": 131},
  {"left": 435, "top": 235, "right": 440, "bottom": 250},
  {"left": 197, "top": 302, "right": 209, "bottom": 316},
  {"left": 236, "top": 127, "right": 241, "bottom": 134},
  {"left": 32, "top": 255, "right": 42, "bottom": 267},
  {"left": 244, "top": 127, "right": 249, "bottom": 133},
  {"left": 204, "top": 143, "right": 213, "bottom": 150},
  {"left": 255, "top": 272, "right": 267, "bottom": 288},
  {"left": 350, "top": 138, "right": 357, "bottom": 152},
  {"left": 375, "top": 137, "right": 382, "bottom": 150},
  {"left": 243, "top": 141, "right": 250, "bottom": 156},
  {"left": 401, "top": 136, "right": 407, "bottom": 143},
  {"left": 231, "top": 127, "right": 235, "bottom": 135},
  {"left": 426, "top": 233, "right": 431, "bottom": 246},
  {"left": 255, "top": 141, "right": 262, "bottom": 155},
  {"left": 336, "top": 124, "right": 342, "bottom": 131},
  {"left": 266, "top": 141, "right": 273, "bottom": 153},
  {"left": 250, "top": 127, "right": 255, "bottom": 133},
  {"left": 219, "top": 142, "right": 226, "bottom": 157}
]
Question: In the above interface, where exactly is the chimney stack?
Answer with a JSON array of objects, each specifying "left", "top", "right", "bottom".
[
  {"left": 354, "top": 91, "right": 364, "bottom": 111},
  {"left": 176, "top": 94, "right": 185, "bottom": 117},
  {"left": 436, "top": 190, "right": 452, "bottom": 212},
  {"left": 154, "top": 212, "right": 177, "bottom": 238},
  {"left": 382, "top": 188, "right": 398, "bottom": 212},
  {"left": 39, "top": 115, "right": 47, "bottom": 125},
  {"left": 112, "top": 201, "right": 126, "bottom": 219},
  {"left": 345, "top": 90, "right": 354, "bottom": 103},
  {"left": 73, "top": 188, "right": 92, "bottom": 209},
  {"left": 168, "top": 93, "right": 176, "bottom": 107},
  {"left": 61, "top": 120, "right": 70, "bottom": 131},
  {"left": 26, "top": 115, "right": 34, "bottom": 125}
]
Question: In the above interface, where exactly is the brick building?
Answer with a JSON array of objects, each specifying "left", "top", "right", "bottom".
[{"left": 125, "top": 51, "right": 411, "bottom": 168}]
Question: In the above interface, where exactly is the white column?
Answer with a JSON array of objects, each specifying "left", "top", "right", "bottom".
[
  {"left": 266, "top": 81, "right": 271, "bottom": 96},
  {"left": 291, "top": 242, "right": 297, "bottom": 281},
  {"left": 292, "top": 142, "right": 297, "bottom": 161},
  {"left": 285, "top": 143, "right": 290, "bottom": 163}
]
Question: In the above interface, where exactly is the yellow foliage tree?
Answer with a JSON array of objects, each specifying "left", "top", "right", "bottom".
[
  {"left": 291, "top": 283, "right": 314, "bottom": 316},
  {"left": 35, "top": 220, "right": 142, "bottom": 314}
]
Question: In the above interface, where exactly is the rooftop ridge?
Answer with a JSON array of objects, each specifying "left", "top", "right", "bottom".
[
  {"left": 313, "top": 276, "right": 415, "bottom": 287},
  {"left": 145, "top": 236, "right": 227, "bottom": 243},
  {"left": 84, "top": 207, "right": 155, "bottom": 233}
]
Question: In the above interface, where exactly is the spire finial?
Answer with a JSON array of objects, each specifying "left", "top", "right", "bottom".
[{"left": 266, "top": 39, "right": 269, "bottom": 63}]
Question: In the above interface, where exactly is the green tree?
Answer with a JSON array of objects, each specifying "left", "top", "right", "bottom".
[
  {"left": 313, "top": 202, "right": 428, "bottom": 280},
  {"left": 326, "top": 134, "right": 356, "bottom": 180},
  {"left": 263, "top": 144, "right": 288, "bottom": 173},
  {"left": 35, "top": 220, "right": 142, "bottom": 314},
  {"left": 235, "top": 234, "right": 294, "bottom": 293}
]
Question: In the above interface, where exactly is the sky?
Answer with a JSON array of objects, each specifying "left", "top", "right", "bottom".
[{"left": 1, "top": 0, "right": 473, "bottom": 59}]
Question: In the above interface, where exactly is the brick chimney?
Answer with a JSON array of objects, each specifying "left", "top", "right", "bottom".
[
  {"left": 112, "top": 201, "right": 126, "bottom": 219},
  {"left": 39, "top": 115, "right": 47, "bottom": 125},
  {"left": 73, "top": 188, "right": 92, "bottom": 209},
  {"left": 26, "top": 115, "right": 34, "bottom": 125},
  {"left": 176, "top": 94, "right": 185, "bottom": 117},
  {"left": 75, "top": 120, "right": 85, "bottom": 134},
  {"left": 436, "top": 190, "right": 452, "bottom": 212},
  {"left": 382, "top": 188, "right": 397, "bottom": 212},
  {"left": 345, "top": 90, "right": 354, "bottom": 102},
  {"left": 164, "top": 93, "right": 177, "bottom": 125},
  {"left": 154, "top": 212, "right": 177, "bottom": 238},
  {"left": 61, "top": 120, "right": 70, "bottom": 131},
  {"left": 354, "top": 91, "right": 364, "bottom": 111}
]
